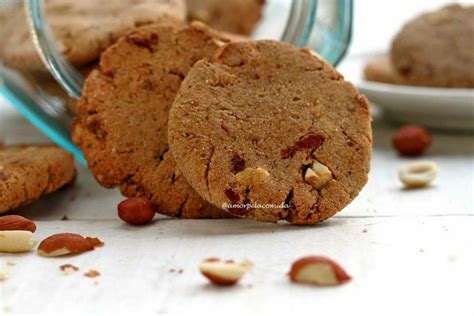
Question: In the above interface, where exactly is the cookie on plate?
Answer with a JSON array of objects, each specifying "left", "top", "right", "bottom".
[
  {"left": 391, "top": 4, "right": 474, "bottom": 88},
  {"left": 72, "top": 21, "right": 237, "bottom": 219},
  {"left": 186, "top": 0, "right": 264, "bottom": 35},
  {"left": 168, "top": 40, "right": 372, "bottom": 224},
  {"left": 1, "top": 0, "right": 186, "bottom": 72},
  {"left": 363, "top": 56, "right": 406, "bottom": 85},
  {"left": 0, "top": 145, "right": 76, "bottom": 214}
]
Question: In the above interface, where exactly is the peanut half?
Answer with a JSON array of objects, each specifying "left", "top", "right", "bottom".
[
  {"left": 289, "top": 256, "right": 351, "bottom": 286},
  {"left": 0, "top": 231, "right": 37, "bottom": 253},
  {"left": 399, "top": 161, "right": 438, "bottom": 188},
  {"left": 0, "top": 215, "right": 36, "bottom": 232},
  {"left": 0, "top": 266, "right": 8, "bottom": 281},
  {"left": 199, "top": 258, "right": 253, "bottom": 286},
  {"left": 304, "top": 161, "right": 333, "bottom": 190},
  {"left": 37, "top": 233, "right": 103, "bottom": 257}
]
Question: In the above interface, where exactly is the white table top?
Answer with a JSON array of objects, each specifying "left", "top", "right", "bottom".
[
  {"left": 1, "top": 87, "right": 473, "bottom": 315},
  {"left": 1, "top": 1, "right": 474, "bottom": 312}
]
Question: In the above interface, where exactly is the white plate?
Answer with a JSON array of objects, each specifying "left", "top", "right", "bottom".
[{"left": 338, "top": 53, "right": 474, "bottom": 131}]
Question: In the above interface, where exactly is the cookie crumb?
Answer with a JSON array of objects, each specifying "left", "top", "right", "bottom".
[
  {"left": 84, "top": 269, "right": 100, "bottom": 278},
  {"left": 0, "top": 266, "right": 9, "bottom": 281},
  {"left": 60, "top": 264, "right": 79, "bottom": 275},
  {"left": 6, "top": 259, "right": 16, "bottom": 266},
  {"left": 362, "top": 228, "right": 368, "bottom": 233}
]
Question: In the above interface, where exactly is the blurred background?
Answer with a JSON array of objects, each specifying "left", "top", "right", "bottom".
[{"left": 351, "top": 0, "right": 473, "bottom": 55}]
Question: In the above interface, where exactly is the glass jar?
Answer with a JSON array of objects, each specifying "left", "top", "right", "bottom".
[{"left": 0, "top": 0, "right": 352, "bottom": 162}]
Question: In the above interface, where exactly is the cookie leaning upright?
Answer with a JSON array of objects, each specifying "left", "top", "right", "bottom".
[
  {"left": 0, "top": 145, "right": 76, "bottom": 213},
  {"left": 168, "top": 41, "right": 372, "bottom": 224},
  {"left": 391, "top": 4, "right": 474, "bottom": 88},
  {"left": 72, "top": 21, "right": 236, "bottom": 219}
]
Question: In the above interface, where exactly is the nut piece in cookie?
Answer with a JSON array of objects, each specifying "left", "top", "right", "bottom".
[
  {"left": 289, "top": 256, "right": 351, "bottom": 286},
  {"left": 304, "top": 161, "right": 333, "bottom": 190},
  {"left": 168, "top": 40, "right": 372, "bottom": 224}
]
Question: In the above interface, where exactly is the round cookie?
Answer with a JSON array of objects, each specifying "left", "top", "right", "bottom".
[
  {"left": 186, "top": 0, "right": 264, "bottom": 35},
  {"left": 363, "top": 56, "right": 406, "bottom": 85},
  {"left": 1, "top": 0, "right": 186, "bottom": 72},
  {"left": 72, "top": 21, "right": 236, "bottom": 219},
  {"left": 168, "top": 40, "right": 372, "bottom": 224},
  {"left": 0, "top": 145, "right": 76, "bottom": 214},
  {"left": 391, "top": 4, "right": 474, "bottom": 88}
]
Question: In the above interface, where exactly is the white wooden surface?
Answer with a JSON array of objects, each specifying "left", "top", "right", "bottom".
[
  {"left": 1, "top": 1, "right": 474, "bottom": 314},
  {"left": 1, "top": 88, "right": 473, "bottom": 315}
]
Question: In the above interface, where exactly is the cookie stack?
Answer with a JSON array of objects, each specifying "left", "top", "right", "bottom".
[
  {"left": 364, "top": 4, "right": 474, "bottom": 88},
  {"left": 1, "top": 1, "right": 372, "bottom": 224},
  {"left": 0, "top": 0, "right": 265, "bottom": 214},
  {"left": 72, "top": 21, "right": 372, "bottom": 224}
]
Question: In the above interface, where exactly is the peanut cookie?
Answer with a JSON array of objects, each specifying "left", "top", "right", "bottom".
[
  {"left": 0, "top": 145, "right": 76, "bottom": 214},
  {"left": 168, "top": 41, "right": 372, "bottom": 224},
  {"left": 186, "top": 0, "right": 264, "bottom": 35},
  {"left": 1, "top": 0, "right": 186, "bottom": 72},
  {"left": 72, "top": 21, "right": 236, "bottom": 219},
  {"left": 363, "top": 56, "right": 405, "bottom": 85},
  {"left": 391, "top": 4, "right": 474, "bottom": 88}
]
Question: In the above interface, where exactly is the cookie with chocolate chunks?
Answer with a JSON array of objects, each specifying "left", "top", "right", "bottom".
[{"left": 168, "top": 40, "right": 372, "bottom": 224}]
